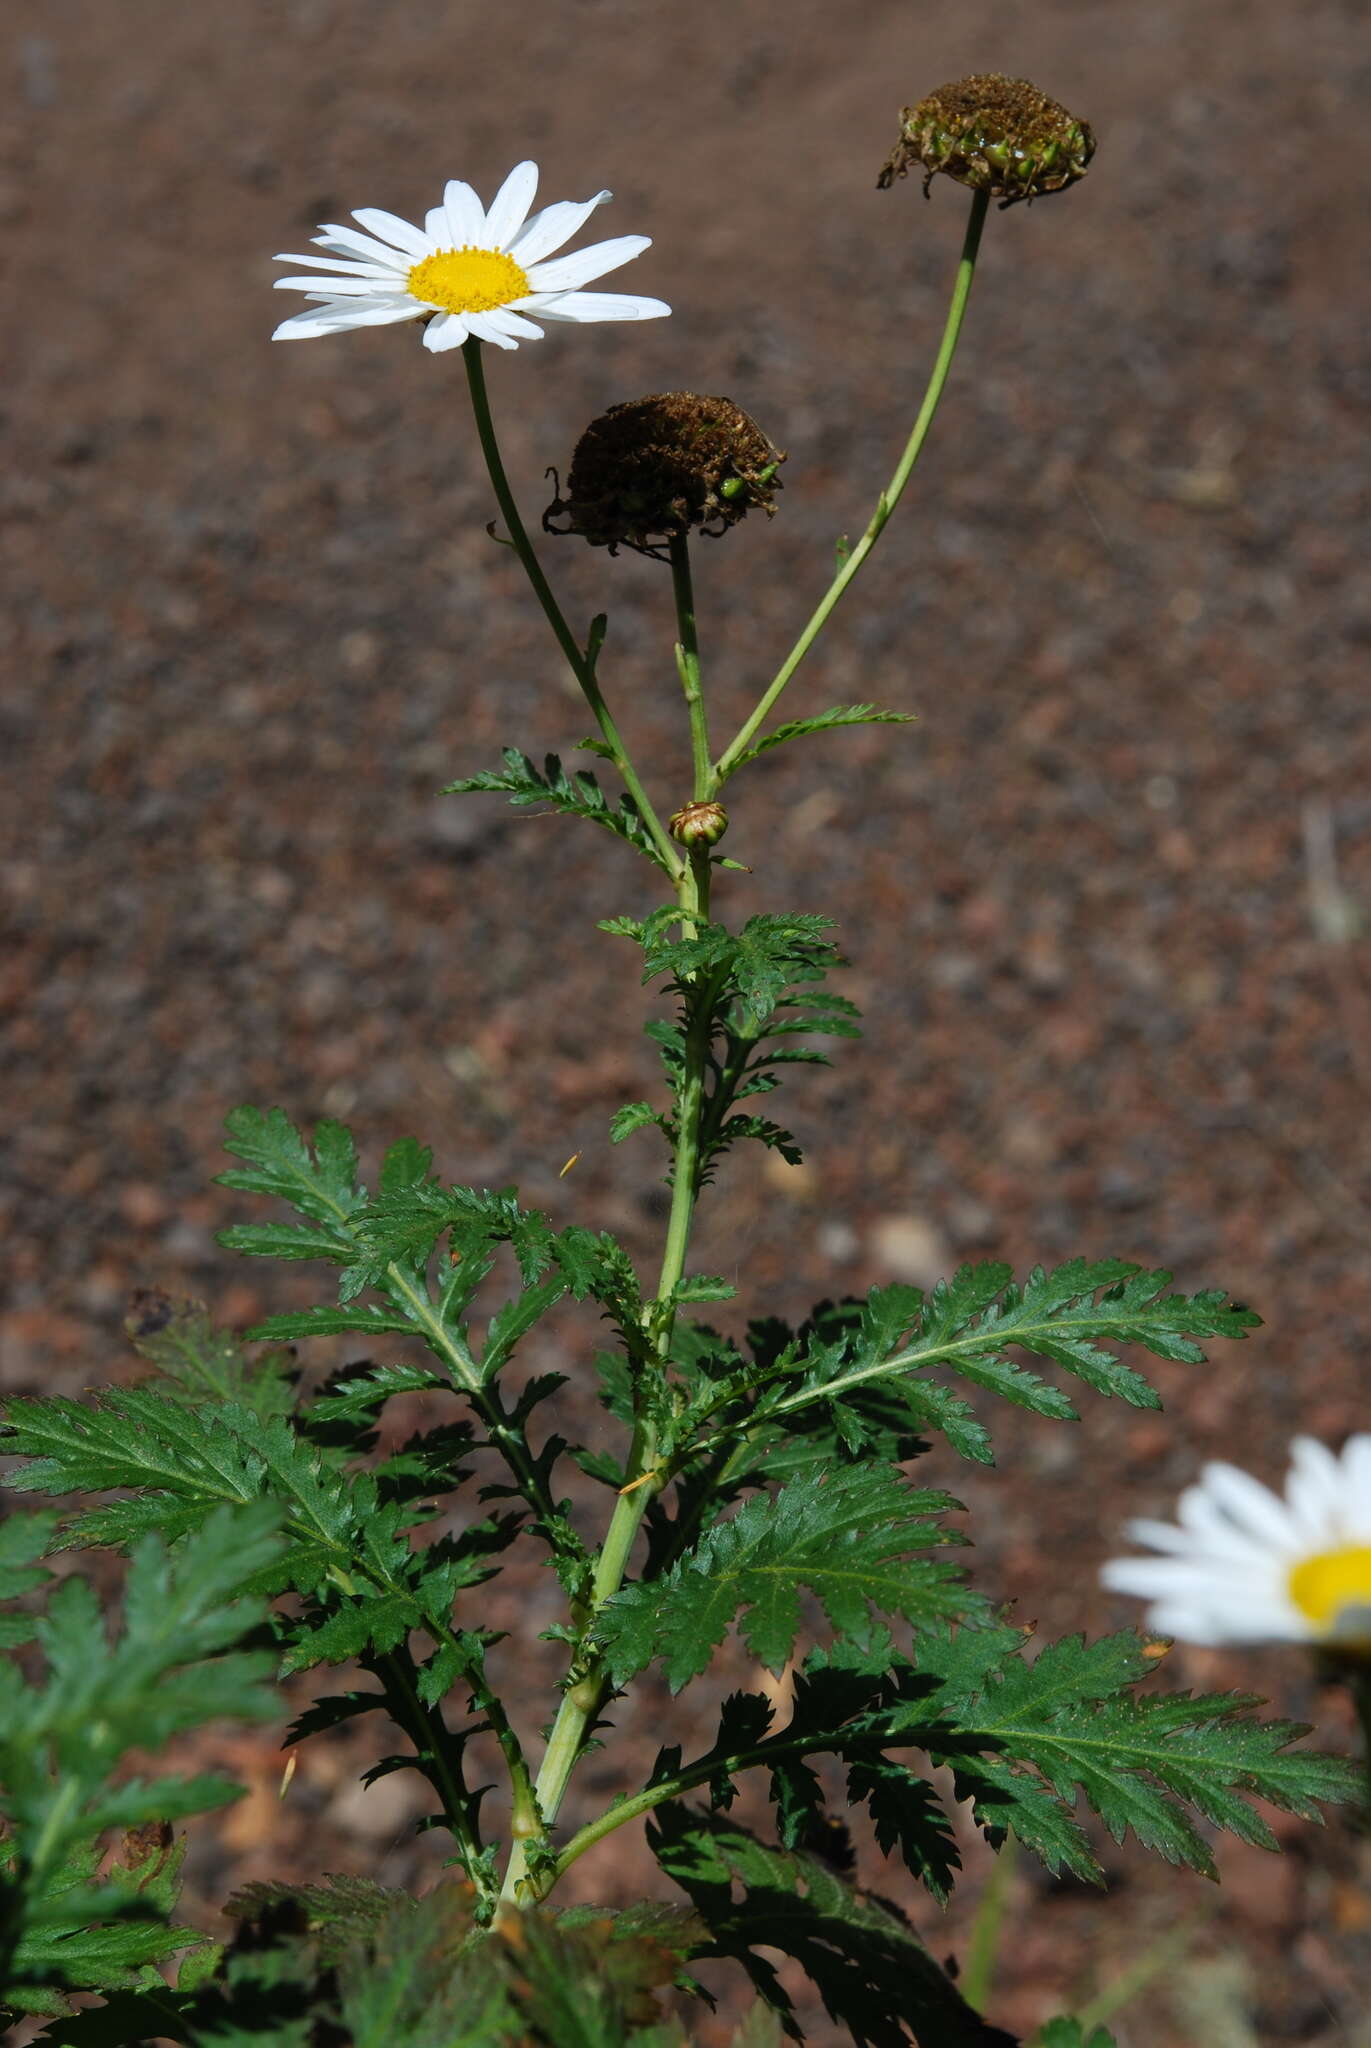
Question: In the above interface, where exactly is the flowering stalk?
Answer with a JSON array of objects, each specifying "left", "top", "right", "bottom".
[
  {"left": 460, "top": 339, "right": 682, "bottom": 880},
  {"left": 713, "top": 186, "right": 989, "bottom": 784},
  {"left": 669, "top": 535, "right": 711, "bottom": 802},
  {"left": 500, "top": 546, "right": 716, "bottom": 1908}
]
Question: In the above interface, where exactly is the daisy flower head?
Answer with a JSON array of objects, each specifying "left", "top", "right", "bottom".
[
  {"left": 1101, "top": 1435, "right": 1371, "bottom": 1649},
  {"left": 272, "top": 161, "right": 670, "bottom": 353}
]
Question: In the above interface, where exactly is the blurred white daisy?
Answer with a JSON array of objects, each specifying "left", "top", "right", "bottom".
[
  {"left": 272, "top": 160, "right": 669, "bottom": 352},
  {"left": 1102, "top": 1436, "right": 1371, "bottom": 1647}
]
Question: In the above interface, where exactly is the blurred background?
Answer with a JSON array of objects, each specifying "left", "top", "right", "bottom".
[{"left": 4, "top": 0, "right": 1370, "bottom": 2038}]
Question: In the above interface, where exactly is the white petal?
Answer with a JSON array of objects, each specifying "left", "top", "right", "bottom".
[
  {"left": 526, "top": 233, "right": 651, "bottom": 293},
  {"left": 484, "top": 160, "right": 539, "bottom": 248},
  {"left": 1102, "top": 1557, "right": 1272, "bottom": 1597},
  {"left": 425, "top": 206, "right": 449, "bottom": 242},
  {"left": 1174, "top": 1489, "right": 1283, "bottom": 1563},
  {"left": 464, "top": 311, "right": 519, "bottom": 350},
  {"left": 275, "top": 251, "right": 402, "bottom": 279},
  {"left": 1200, "top": 1462, "right": 1301, "bottom": 1548},
  {"left": 444, "top": 178, "right": 488, "bottom": 247},
  {"left": 1286, "top": 1438, "right": 1343, "bottom": 1543},
  {"left": 1119, "top": 1518, "right": 1200, "bottom": 1556},
  {"left": 480, "top": 306, "right": 544, "bottom": 341},
  {"left": 422, "top": 312, "right": 470, "bottom": 353},
  {"left": 273, "top": 274, "right": 398, "bottom": 296},
  {"left": 272, "top": 302, "right": 379, "bottom": 338},
  {"left": 1147, "top": 1601, "right": 1298, "bottom": 1646},
  {"left": 524, "top": 290, "right": 671, "bottom": 323},
  {"left": 1341, "top": 1437, "right": 1371, "bottom": 1535},
  {"left": 275, "top": 297, "right": 423, "bottom": 337},
  {"left": 313, "top": 223, "right": 413, "bottom": 268},
  {"left": 273, "top": 308, "right": 349, "bottom": 339},
  {"left": 508, "top": 190, "right": 611, "bottom": 266},
  {"left": 351, "top": 206, "right": 431, "bottom": 258},
  {"left": 322, "top": 298, "right": 423, "bottom": 326}
]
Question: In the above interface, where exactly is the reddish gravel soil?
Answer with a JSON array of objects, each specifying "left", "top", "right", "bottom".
[{"left": 5, "top": 2, "right": 1371, "bottom": 2040}]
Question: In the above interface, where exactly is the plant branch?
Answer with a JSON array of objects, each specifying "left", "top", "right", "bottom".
[
  {"left": 713, "top": 187, "right": 989, "bottom": 784},
  {"left": 384, "top": 1259, "right": 588, "bottom": 1576},
  {"left": 371, "top": 1645, "right": 494, "bottom": 1908},
  {"left": 669, "top": 533, "right": 711, "bottom": 801},
  {"left": 461, "top": 339, "right": 682, "bottom": 877}
]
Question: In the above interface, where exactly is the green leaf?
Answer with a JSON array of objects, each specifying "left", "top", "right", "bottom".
[
  {"left": 444, "top": 749, "right": 671, "bottom": 872},
  {"left": 122, "top": 1293, "right": 295, "bottom": 1420},
  {"left": 306, "top": 1362, "right": 447, "bottom": 1431},
  {"left": 26, "top": 1988, "right": 195, "bottom": 2043},
  {"left": 481, "top": 1276, "right": 569, "bottom": 1382},
  {"left": 640, "top": 912, "right": 841, "bottom": 1032},
  {"left": 915, "top": 1626, "right": 1359, "bottom": 1882},
  {"left": 649, "top": 1808, "right": 1015, "bottom": 2048},
  {"left": 598, "top": 1465, "right": 972, "bottom": 1690},
  {"left": 0, "top": 1510, "right": 56, "bottom": 1604},
  {"left": 610, "top": 1101, "right": 669, "bottom": 1145},
  {"left": 1035, "top": 2021, "right": 1117, "bottom": 2048},
  {"left": 217, "top": 1106, "right": 364, "bottom": 1227},
  {"left": 0, "top": 1507, "right": 282, "bottom": 2009},
  {"left": 762, "top": 1262, "right": 1260, "bottom": 1458},
  {"left": 246, "top": 1304, "right": 416, "bottom": 1341},
  {"left": 721, "top": 705, "right": 916, "bottom": 778}
]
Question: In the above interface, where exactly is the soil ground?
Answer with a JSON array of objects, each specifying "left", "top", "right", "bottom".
[{"left": 4, "top": 1, "right": 1371, "bottom": 2040}]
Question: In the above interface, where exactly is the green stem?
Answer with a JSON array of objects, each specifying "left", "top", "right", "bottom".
[
  {"left": 960, "top": 1833, "right": 1018, "bottom": 2013},
  {"left": 385, "top": 1260, "right": 587, "bottom": 1577},
  {"left": 429, "top": 1619, "right": 541, "bottom": 1843},
  {"left": 374, "top": 1645, "right": 494, "bottom": 1907},
  {"left": 461, "top": 339, "right": 682, "bottom": 878},
  {"left": 501, "top": 850, "right": 715, "bottom": 1905},
  {"left": 713, "top": 187, "right": 989, "bottom": 785},
  {"left": 547, "top": 1718, "right": 890, "bottom": 1884},
  {"left": 669, "top": 533, "right": 711, "bottom": 800},
  {"left": 1352, "top": 1667, "right": 1371, "bottom": 1812}
]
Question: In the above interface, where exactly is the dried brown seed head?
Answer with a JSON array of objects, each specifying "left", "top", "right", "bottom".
[
  {"left": 543, "top": 392, "right": 785, "bottom": 559},
  {"left": 878, "top": 75, "right": 1095, "bottom": 208}
]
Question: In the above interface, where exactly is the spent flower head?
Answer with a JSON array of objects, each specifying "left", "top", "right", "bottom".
[
  {"left": 1102, "top": 1435, "right": 1371, "bottom": 1649},
  {"left": 272, "top": 160, "right": 669, "bottom": 352},
  {"left": 543, "top": 392, "right": 784, "bottom": 558},
  {"left": 879, "top": 74, "right": 1095, "bottom": 208}
]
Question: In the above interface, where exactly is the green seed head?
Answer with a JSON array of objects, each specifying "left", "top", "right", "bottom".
[
  {"left": 543, "top": 392, "right": 785, "bottom": 560},
  {"left": 878, "top": 74, "right": 1095, "bottom": 208}
]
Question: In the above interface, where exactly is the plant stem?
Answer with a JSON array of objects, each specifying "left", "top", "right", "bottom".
[
  {"left": 461, "top": 339, "right": 681, "bottom": 878},
  {"left": 960, "top": 1832, "right": 1018, "bottom": 2013},
  {"left": 386, "top": 1259, "right": 588, "bottom": 1578},
  {"left": 669, "top": 534, "right": 711, "bottom": 801},
  {"left": 374, "top": 1645, "right": 495, "bottom": 1910},
  {"left": 546, "top": 1717, "right": 893, "bottom": 1883},
  {"left": 1351, "top": 1666, "right": 1371, "bottom": 1812},
  {"left": 501, "top": 847, "right": 715, "bottom": 1905},
  {"left": 430, "top": 1620, "right": 541, "bottom": 1843},
  {"left": 713, "top": 187, "right": 990, "bottom": 784}
]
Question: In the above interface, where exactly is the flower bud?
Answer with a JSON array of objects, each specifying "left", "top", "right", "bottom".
[
  {"left": 544, "top": 393, "right": 785, "bottom": 559},
  {"left": 669, "top": 800, "right": 728, "bottom": 849},
  {"left": 878, "top": 75, "right": 1095, "bottom": 208}
]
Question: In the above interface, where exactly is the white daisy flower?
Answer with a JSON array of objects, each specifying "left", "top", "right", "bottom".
[
  {"left": 1101, "top": 1435, "right": 1371, "bottom": 1647},
  {"left": 272, "top": 160, "right": 670, "bottom": 352}
]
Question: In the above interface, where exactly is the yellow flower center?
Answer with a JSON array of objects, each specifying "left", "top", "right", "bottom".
[
  {"left": 407, "top": 246, "right": 531, "bottom": 315},
  {"left": 1288, "top": 1545, "right": 1371, "bottom": 1637}
]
